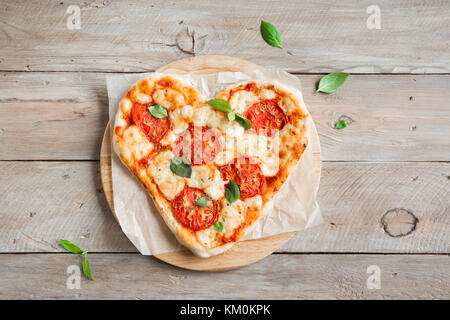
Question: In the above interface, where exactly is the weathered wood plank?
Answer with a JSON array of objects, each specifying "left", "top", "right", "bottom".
[
  {"left": 0, "top": 72, "right": 108, "bottom": 160},
  {"left": 1, "top": 161, "right": 448, "bottom": 253},
  {"left": 0, "top": 1, "right": 449, "bottom": 73},
  {"left": 304, "top": 75, "right": 450, "bottom": 162},
  {"left": 0, "top": 253, "right": 448, "bottom": 299},
  {"left": 281, "top": 161, "right": 450, "bottom": 253},
  {"left": 0, "top": 161, "right": 136, "bottom": 253},
  {"left": 1, "top": 73, "right": 449, "bottom": 161}
]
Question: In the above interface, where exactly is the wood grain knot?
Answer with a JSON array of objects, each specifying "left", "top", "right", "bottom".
[
  {"left": 175, "top": 27, "right": 207, "bottom": 56},
  {"left": 338, "top": 114, "right": 355, "bottom": 125},
  {"left": 381, "top": 208, "right": 418, "bottom": 237}
]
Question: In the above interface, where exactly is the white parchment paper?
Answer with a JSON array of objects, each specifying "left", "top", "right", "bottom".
[{"left": 106, "top": 69, "right": 322, "bottom": 255}]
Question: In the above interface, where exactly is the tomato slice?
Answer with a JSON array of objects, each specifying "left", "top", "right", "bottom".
[
  {"left": 244, "top": 99, "right": 288, "bottom": 136},
  {"left": 219, "top": 157, "right": 265, "bottom": 199},
  {"left": 173, "top": 125, "right": 222, "bottom": 165},
  {"left": 171, "top": 187, "right": 219, "bottom": 231},
  {"left": 131, "top": 103, "right": 171, "bottom": 144}
]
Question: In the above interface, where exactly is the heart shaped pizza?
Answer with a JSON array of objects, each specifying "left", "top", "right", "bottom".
[{"left": 113, "top": 75, "right": 308, "bottom": 257}]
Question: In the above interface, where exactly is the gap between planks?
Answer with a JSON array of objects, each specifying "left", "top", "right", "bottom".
[{"left": 1, "top": 253, "right": 448, "bottom": 299}]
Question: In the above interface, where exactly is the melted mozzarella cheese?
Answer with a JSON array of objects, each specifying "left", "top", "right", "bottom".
[
  {"left": 229, "top": 90, "right": 258, "bottom": 114},
  {"left": 278, "top": 123, "right": 300, "bottom": 162},
  {"left": 187, "top": 166, "right": 225, "bottom": 200},
  {"left": 259, "top": 89, "right": 276, "bottom": 100},
  {"left": 135, "top": 93, "right": 151, "bottom": 104},
  {"left": 247, "top": 132, "right": 280, "bottom": 176},
  {"left": 238, "top": 133, "right": 268, "bottom": 158},
  {"left": 260, "top": 151, "right": 279, "bottom": 176},
  {"left": 204, "top": 169, "right": 225, "bottom": 200},
  {"left": 148, "top": 150, "right": 185, "bottom": 200},
  {"left": 217, "top": 123, "right": 247, "bottom": 163},
  {"left": 152, "top": 88, "right": 185, "bottom": 109},
  {"left": 224, "top": 122, "right": 244, "bottom": 138},
  {"left": 121, "top": 99, "right": 133, "bottom": 114},
  {"left": 244, "top": 195, "right": 263, "bottom": 208},
  {"left": 196, "top": 228, "right": 215, "bottom": 248},
  {"left": 217, "top": 128, "right": 280, "bottom": 176},
  {"left": 220, "top": 199, "right": 245, "bottom": 237},
  {"left": 160, "top": 129, "right": 178, "bottom": 146},
  {"left": 192, "top": 106, "right": 228, "bottom": 129},
  {"left": 213, "top": 149, "right": 234, "bottom": 166},
  {"left": 181, "top": 105, "right": 193, "bottom": 118},
  {"left": 123, "top": 125, "right": 154, "bottom": 160},
  {"left": 188, "top": 165, "right": 215, "bottom": 189},
  {"left": 169, "top": 107, "right": 189, "bottom": 133},
  {"left": 279, "top": 95, "right": 301, "bottom": 113}
]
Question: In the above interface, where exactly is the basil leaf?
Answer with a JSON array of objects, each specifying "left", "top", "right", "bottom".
[
  {"left": 260, "top": 20, "right": 282, "bottom": 48},
  {"left": 148, "top": 104, "right": 168, "bottom": 118},
  {"left": 206, "top": 99, "right": 231, "bottom": 113},
  {"left": 335, "top": 119, "right": 347, "bottom": 130},
  {"left": 170, "top": 157, "right": 192, "bottom": 178},
  {"left": 206, "top": 99, "right": 250, "bottom": 129},
  {"left": 82, "top": 254, "right": 93, "bottom": 280},
  {"left": 194, "top": 196, "right": 211, "bottom": 207},
  {"left": 60, "top": 239, "right": 83, "bottom": 254},
  {"left": 234, "top": 113, "right": 252, "bottom": 130},
  {"left": 214, "top": 221, "right": 223, "bottom": 233},
  {"left": 227, "top": 111, "right": 236, "bottom": 122},
  {"left": 317, "top": 73, "right": 349, "bottom": 93},
  {"left": 225, "top": 179, "right": 240, "bottom": 203},
  {"left": 60, "top": 240, "right": 93, "bottom": 280}
]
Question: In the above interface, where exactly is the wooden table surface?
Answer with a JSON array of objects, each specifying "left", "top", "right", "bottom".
[{"left": 0, "top": 0, "right": 449, "bottom": 299}]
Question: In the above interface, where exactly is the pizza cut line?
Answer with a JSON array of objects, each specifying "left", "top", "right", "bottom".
[{"left": 113, "top": 75, "right": 309, "bottom": 257}]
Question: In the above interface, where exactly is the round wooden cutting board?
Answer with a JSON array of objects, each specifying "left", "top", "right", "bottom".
[{"left": 100, "top": 55, "right": 321, "bottom": 271}]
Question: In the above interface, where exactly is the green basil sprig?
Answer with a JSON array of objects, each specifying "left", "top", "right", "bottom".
[
  {"left": 60, "top": 239, "right": 83, "bottom": 254},
  {"left": 60, "top": 239, "right": 93, "bottom": 280},
  {"left": 170, "top": 157, "right": 192, "bottom": 178},
  {"left": 214, "top": 221, "right": 223, "bottom": 232},
  {"left": 227, "top": 110, "right": 236, "bottom": 122},
  {"left": 260, "top": 20, "right": 282, "bottom": 48},
  {"left": 205, "top": 99, "right": 252, "bottom": 130},
  {"left": 317, "top": 73, "right": 349, "bottom": 93},
  {"left": 148, "top": 104, "right": 168, "bottom": 118},
  {"left": 335, "top": 119, "right": 347, "bottom": 130},
  {"left": 194, "top": 196, "right": 211, "bottom": 207},
  {"left": 234, "top": 113, "right": 252, "bottom": 130},
  {"left": 206, "top": 99, "right": 231, "bottom": 113},
  {"left": 81, "top": 254, "right": 92, "bottom": 280},
  {"left": 225, "top": 179, "right": 240, "bottom": 203}
]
